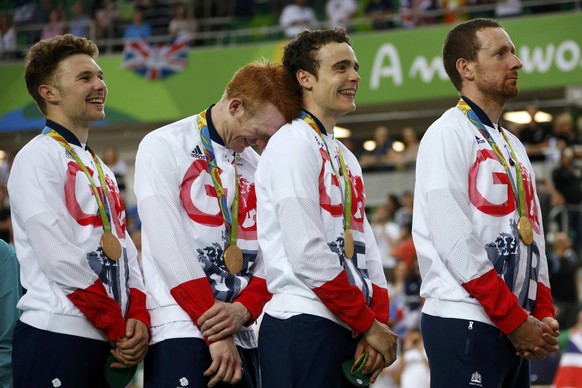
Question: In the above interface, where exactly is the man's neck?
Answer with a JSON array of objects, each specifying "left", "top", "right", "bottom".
[
  {"left": 461, "top": 92, "right": 506, "bottom": 125},
  {"left": 46, "top": 115, "right": 90, "bottom": 144}
]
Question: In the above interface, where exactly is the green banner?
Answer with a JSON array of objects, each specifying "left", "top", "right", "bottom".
[{"left": 1, "top": 12, "right": 581, "bottom": 131}]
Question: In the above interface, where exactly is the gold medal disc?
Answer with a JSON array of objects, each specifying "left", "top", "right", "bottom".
[
  {"left": 224, "top": 245, "right": 243, "bottom": 274},
  {"left": 517, "top": 216, "right": 534, "bottom": 245},
  {"left": 344, "top": 229, "right": 355, "bottom": 259},
  {"left": 100, "top": 232, "right": 122, "bottom": 260}
]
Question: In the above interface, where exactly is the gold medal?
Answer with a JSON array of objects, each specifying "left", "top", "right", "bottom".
[
  {"left": 224, "top": 245, "right": 243, "bottom": 274},
  {"left": 517, "top": 216, "right": 533, "bottom": 245},
  {"left": 344, "top": 229, "right": 355, "bottom": 259},
  {"left": 100, "top": 232, "right": 122, "bottom": 260}
]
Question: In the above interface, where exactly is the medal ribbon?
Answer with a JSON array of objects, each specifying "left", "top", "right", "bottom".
[
  {"left": 456, "top": 99, "right": 527, "bottom": 218},
  {"left": 44, "top": 128, "right": 114, "bottom": 233},
  {"left": 301, "top": 111, "right": 353, "bottom": 230},
  {"left": 197, "top": 110, "right": 239, "bottom": 246}
]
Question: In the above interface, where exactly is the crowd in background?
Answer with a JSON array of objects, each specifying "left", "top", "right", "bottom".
[{"left": 0, "top": 0, "right": 579, "bottom": 59}]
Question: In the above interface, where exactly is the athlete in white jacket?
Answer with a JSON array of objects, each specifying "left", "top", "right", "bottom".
[
  {"left": 134, "top": 60, "right": 301, "bottom": 388},
  {"left": 256, "top": 29, "right": 398, "bottom": 388},
  {"left": 412, "top": 18, "right": 559, "bottom": 387},
  {"left": 9, "top": 34, "right": 150, "bottom": 387}
]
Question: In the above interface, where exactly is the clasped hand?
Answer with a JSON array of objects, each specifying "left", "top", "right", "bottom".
[{"left": 508, "top": 316, "right": 559, "bottom": 360}]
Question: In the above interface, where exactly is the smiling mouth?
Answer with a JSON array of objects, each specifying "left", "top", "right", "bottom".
[
  {"left": 339, "top": 89, "right": 356, "bottom": 97},
  {"left": 88, "top": 98, "right": 105, "bottom": 104}
]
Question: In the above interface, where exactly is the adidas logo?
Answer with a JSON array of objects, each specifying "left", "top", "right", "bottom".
[
  {"left": 191, "top": 145, "right": 204, "bottom": 159},
  {"left": 475, "top": 136, "right": 485, "bottom": 144}
]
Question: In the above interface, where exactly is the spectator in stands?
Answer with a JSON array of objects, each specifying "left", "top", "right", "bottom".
[
  {"left": 95, "top": 0, "right": 120, "bottom": 39},
  {"left": 371, "top": 201, "right": 401, "bottom": 278},
  {"left": 0, "top": 152, "right": 12, "bottom": 188},
  {"left": 518, "top": 103, "right": 554, "bottom": 162},
  {"left": 467, "top": 0, "right": 496, "bottom": 19},
  {"left": 279, "top": 0, "right": 318, "bottom": 39},
  {"left": 0, "top": 240, "right": 21, "bottom": 387},
  {"left": 69, "top": 0, "right": 89, "bottom": 38},
  {"left": 101, "top": 145, "right": 128, "bottom": 196},
  {"left": 403, "top": 259, "right": 422, "bottom": 314},
  {"left": 553, "top": 112, "right": 581, "bottom": 149},
  {"left": 387, "top": 260, "right": 408, "bottom": 330},
  {"left": 386, "top": 193, "right": 402, "bottom": 218},
  {"left": 342, "top": 137, "right": 364, "bottom": 160},
  {"left": 13, "top": 0, "right": 38, "bottom": 44},
  {"left": 552, "top": 147, "right": 582, "bottom": 256},
  {"left": 400, "top": 0, "right": 437, "bottom": 28},
  {"left": 169, "top": 2, "right": 197, "bottom": 40},
  {"left": 365, "top": 0, "right": 397, "bottom": 30},
  {"left": 390, "top": 126, "right": 420, "bottom": 170},
  {"left": 395, "top": 190, "right": 413, "bottom": 229},
  {"left": 495, "top": 0, "right": 522, "bottom": 18},
  {"left": 393, "top": 327, "right": 430, "bottom": 388},
  {"left": 123, "top": 6, "right": 151, "bottom": 40},
  {"left": 213, "top": 0, "right": 236, "bottom": 18},
  {"left": 41, "top": 8, "right": 65, "bottom": 40},
  {"left": 535, "top": 177, "right": 566, "bottom": 241},
  {"left": 0, "top": 184, "right": 11, "bottom": 243},
  {"left": 392, "top": 221, "right": 416, "bottom": 272},
  {"left": 440, "top": 0, "right": 468, "bottom": 24},
  {"left": 325, "top": 0, "right": 358, "bottom": 30},
  {"left": 30, "top": 0, "right": 54, "bottom": 42},
  {"left": 547, "top": 232, "right": 580, "bottom": 330},
  {"left": 360, "top": 125, "right": 394, "bottom": 169},
  {"left": 0, "top": 13, "right": 16, "bottom": 59}
]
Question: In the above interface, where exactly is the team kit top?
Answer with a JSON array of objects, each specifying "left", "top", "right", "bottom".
[
  {"left": 255, "top": 111, "right": 390, "bottom": 335},
  {"left": 134, "top": 107, "right": 270, "bottom": 348},
  {"left": 412, "top": 97, "right": 554, "bottom": 335},
  {"left": 8, "top": 120, "right": 150, "bottom": 342}
]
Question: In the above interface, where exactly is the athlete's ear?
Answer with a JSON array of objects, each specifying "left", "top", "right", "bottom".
[
  {"left": 38, "top": 84, "right": 59, "bottom": 103},
  {"left": 296, "top": 69, "right": 313, "bottom": 91},
  {"left": 229, "top": 98, "right": 243, "bottom": 116},
  {"left": 456, "top": 58, "right": 475, "bottom": 82}
]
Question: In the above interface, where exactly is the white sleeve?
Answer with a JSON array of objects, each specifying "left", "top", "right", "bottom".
[
  {"left": 9, "top": 143, "right": 98, "bottom": 293},
  {"left": 134, "top": 135, "right": 208, "bottom": 289}
]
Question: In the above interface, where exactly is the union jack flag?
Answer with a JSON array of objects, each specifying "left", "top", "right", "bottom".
[
  {"left": 553, "top": 328, "right": 582, "bottom": 387},
  {"left": 121, "top": 36, "right": 189, "bottom": 81}
]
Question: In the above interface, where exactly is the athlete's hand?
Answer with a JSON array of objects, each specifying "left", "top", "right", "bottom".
[
  {"left": 198, "top": 301, "right": 251, "bottom": 342},
  {"left": 363, "top": 320, "right": 398, "bottom": 368},
  {"left": 204, "top": 337, "right": 243, "bottom": 387},
  {"left": 110, "top": 318, "right": 149, "bottom": 367},
  {"left": 509, "top": 316, "right": 559, "bottom": 359},
  {"left": 355, "top": 338, "right": 386, "bottom": 384}
]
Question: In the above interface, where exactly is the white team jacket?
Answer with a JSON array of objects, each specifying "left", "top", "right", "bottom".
[
  {"left": 9, "top": 122, "right": 147, "bottom": 341},
  {"left": 256, "top": 113, "right": 390, "bottom": 335},
  {"left": 135, "top": 112, "right": 269, "bottom": 347},
  {"left": 412, "top": 101, "right": 554, "bottom": 334}
]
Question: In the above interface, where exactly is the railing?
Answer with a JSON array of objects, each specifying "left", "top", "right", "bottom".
[{"left": 2, "top": 0, "right": 580, "bottom": 61}]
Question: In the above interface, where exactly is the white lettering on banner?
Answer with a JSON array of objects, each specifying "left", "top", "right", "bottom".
[
  {"left": 409, "top": 56, "right": 448, "bottom": 83},
  {"left": 370, "top": 43, "right": 403, "bottom": 88},
  {"left": 555, "top": 40, "right": 581, "bottom": 72},
  {"left": 520, "top": 40, "right": 580, "bottom": 73},
  {"left": 369, "top": 39, "right": 581, "bottom": 90}
]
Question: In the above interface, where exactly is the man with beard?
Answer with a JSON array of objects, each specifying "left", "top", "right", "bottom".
[{"left": 412, "top": 18, "right": 559, "bottom": 387}]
